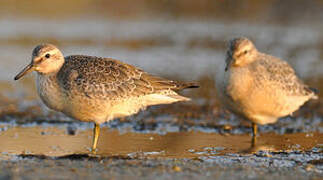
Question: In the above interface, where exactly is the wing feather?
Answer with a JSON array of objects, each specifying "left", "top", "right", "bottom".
[
  {"left": 253, "top": 54, "right": 316, "bottom": 98},
  {"left": 57, "top": 55, "right": 197, "bottom": 100}
]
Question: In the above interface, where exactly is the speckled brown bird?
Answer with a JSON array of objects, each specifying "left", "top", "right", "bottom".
[
  {"left": 217, "top": 37, "right": 318, "bottom": 140},
  {"left": 14, "top": 44, "right": 199, "bottom": 153}
]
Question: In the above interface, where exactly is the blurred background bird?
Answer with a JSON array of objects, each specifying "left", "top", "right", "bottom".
[{"left": 217, "top": 37, "right": 318, "bottom": 143}]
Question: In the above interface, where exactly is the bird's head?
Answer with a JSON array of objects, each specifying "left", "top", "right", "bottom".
[
  {"left": 14, "top": 44, "right": 64, "bottom": 80},
  {"left": 225, "top": 37, "right": 258, "bottom": 71}
]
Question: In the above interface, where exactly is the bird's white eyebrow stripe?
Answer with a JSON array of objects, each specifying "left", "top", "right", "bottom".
[{"left": 43, "top": 49, "right": 59, "bottom": 55}]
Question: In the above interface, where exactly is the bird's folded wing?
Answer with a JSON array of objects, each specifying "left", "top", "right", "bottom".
[
  {"left": 57, "top": 55, "right": 190, "bottom": 100},
  {"left": 257, "top": 56, "right": 316, "bottom": 97}
]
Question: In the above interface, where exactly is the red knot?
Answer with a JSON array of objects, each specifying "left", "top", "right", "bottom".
[
  {"left": 217, "top": 37, "right": 318, "bottom": 142},
  {"left": 14, "top": 44, "right": 199, "bottom": 153}
]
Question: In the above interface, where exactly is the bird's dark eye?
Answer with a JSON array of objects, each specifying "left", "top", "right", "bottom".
[
  {"left": 45, "top": 53, "right": 50, "bottom": 58},
  {"left": 244, "top": 50, "right": 248, "bottom": 54}
]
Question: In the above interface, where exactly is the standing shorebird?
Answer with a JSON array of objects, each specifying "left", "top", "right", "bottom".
[
  {"left": 14, "top": 44, "right": 198, "bottom": 153},
  {"left": 217, "top": 37, "right": 318, "bottom": 141}
]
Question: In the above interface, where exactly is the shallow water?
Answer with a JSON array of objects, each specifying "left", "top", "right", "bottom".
[{"left": 0, "top": 125, "right": 321, "bottom": 158}]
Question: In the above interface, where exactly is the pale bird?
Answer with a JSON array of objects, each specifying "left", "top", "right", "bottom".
[
  {"left": 14, "top": 44, "right": 199, "bottom": 153},
  {"left": 217, "top": 37, "right": 318, "bottom": 139}
]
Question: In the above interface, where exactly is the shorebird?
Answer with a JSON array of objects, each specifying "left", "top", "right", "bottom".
[
  {"left": 217, "top": 37, "right": 318, "bottom": 141},
  {"left": 14, "top": 44, "right": 199, "bottom": 153}
]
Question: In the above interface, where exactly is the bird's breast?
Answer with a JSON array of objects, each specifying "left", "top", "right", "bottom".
[
  {"left": 224, "top": 68, "right": 252, "bottom": 101},
  {"left": 36, "top": 74, "right": 64, "bottom": 111}
]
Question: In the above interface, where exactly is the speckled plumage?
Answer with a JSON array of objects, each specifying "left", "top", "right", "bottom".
[
  {"left": 58, "top": 55, "right": 191, "bottom": 100},
  {"left": 217, "top": 37, "right": 318, "bottom": 129},
  {"left": 44, "top": 55, "right": 196, "bottom": 124},
  {"left": 15, "top": 44, "right": 198, "bottom": 152}
]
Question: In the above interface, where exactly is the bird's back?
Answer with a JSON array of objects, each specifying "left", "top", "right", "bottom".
[
  {"left": 57, "top": 55, "right": 196, "bottom": 100},
  {"left": 246, "top": 54, "right": 316, "bottom": 121},
  {"left": 55, "top": 55, "right": 198, "bottom": 123},
  {"left": 251, "top": 54, "right": 316, "bottom": 99}
]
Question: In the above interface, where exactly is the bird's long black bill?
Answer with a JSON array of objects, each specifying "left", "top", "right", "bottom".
[{"left": 14, "top": 63, "right": 34, "bottom": 80}]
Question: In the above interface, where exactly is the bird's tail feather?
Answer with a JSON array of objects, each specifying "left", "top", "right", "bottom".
[
  {"left": 309, "top": 87, "right": 319, "bottom": 94},
  {"left": 309, "top": 87, "right": 319, "bottom": 99},
  {"left": 144, "top": 93, "right": 190, "bottom": 106},
  {"left": 174, "top": 81, "right": 200, "bottom": 90}
]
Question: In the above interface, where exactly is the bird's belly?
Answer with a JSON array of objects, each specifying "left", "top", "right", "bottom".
[
  {"left": 61, "top": 96, "right": 110, "bottom": 123},
  {"left": 61, "top": 96, "right": 146, "bottom": 124},
  {"left": 223, "top": 69, "right": 252, "bottom": 114},
  {"left": 223, "top": 69, "right": 281, "bottom": 124},
  {"left": 224, "top": 92, "right": 280, "bottom": 125},
  {"left": 232, "top": 87, "right": 308, "bottom": 125}
]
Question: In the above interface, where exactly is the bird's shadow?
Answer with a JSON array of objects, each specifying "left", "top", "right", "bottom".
[{"left": 18, "top": 153, "right": 132, "bottom": 161}]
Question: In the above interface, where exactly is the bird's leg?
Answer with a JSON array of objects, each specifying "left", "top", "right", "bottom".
[
  {"left": 251, "top": 123, "right": 258, "bottom": 147},
  {"left": 252, "top": 123, "right": 258, "bottom": 137},
  {"left": 251, "top": 135, "right": 257, "bottom": 147},
  {"left": 91, "top": 123, "right": 100, "bottom": 153}
]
